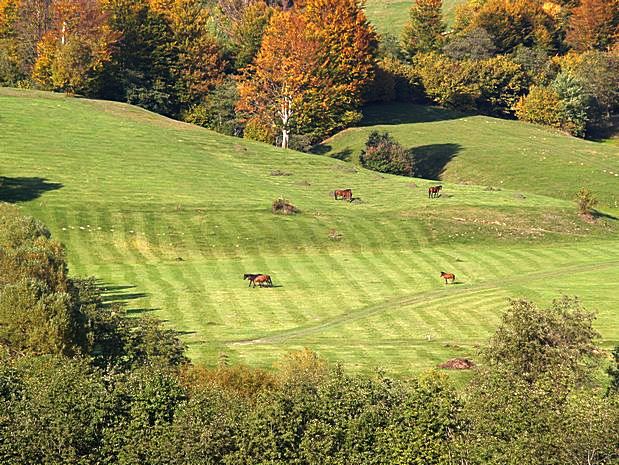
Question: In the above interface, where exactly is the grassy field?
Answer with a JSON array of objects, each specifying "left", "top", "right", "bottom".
[
  {"left": 1, "top": 88, "right": 618, "bottom": 377},
  {"left": 319, "top": 103, "right": 619, "bottom": 212},
  {"left": 365, "top": 0, "right": 463, "bottom": 37}
]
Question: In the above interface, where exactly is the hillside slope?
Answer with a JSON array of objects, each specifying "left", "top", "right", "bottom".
[
  {"left": 319, "top": 103, "right": 619, "bottom": 211},
  {"left": 1, "top": 88, "right": 617, "bottom": 375}
]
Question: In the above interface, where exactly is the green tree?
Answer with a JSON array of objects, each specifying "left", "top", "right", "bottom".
[
  {"left": 455, "top": 297, "right": 616, "bottom": 465},
  {"left": 229, "top": 1, "right": 272, "bottom": 68},
  {"left": 100, "top": 0, "right": 178, "bottom": 114},
  {"left": 0, "top": 356, "right": 110, "bottom": 465},
  {"left": 182, "top": 76, "right": 240, "bottom": 135},
  {"left": 564, "top": 51, "right": 619, "bottom": 123},
  {"left": 401, "top": 0, "right": 445, "bottom": 59},
  {"left": 552, "top": 71, "right": 591, "bottom": 137}
]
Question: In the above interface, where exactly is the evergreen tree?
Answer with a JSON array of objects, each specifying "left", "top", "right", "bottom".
[{"left": 401, "top": 0, "right": 445, "bottom": 59}]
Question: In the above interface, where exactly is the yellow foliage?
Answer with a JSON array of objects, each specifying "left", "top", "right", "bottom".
[{"left": 542, "top": 1, "right": 562, "bottom": 18}]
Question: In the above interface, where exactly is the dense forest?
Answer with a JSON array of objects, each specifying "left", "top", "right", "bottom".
[
  {"left": 0, "top": 0, "right": 617, "bottom": 147},
  {"left": 0, "top": 202, "right": 618, "bottom": 464}
]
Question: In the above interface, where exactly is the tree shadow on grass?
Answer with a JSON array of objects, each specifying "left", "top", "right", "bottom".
[
  {"left": 0, "top": 176, "right": 63, "bottom": 203},
  {"left": 591, "top": 210, "right": 618, "bottom": 221},
  {"left": 95, "top": 282, "right": 149, "bottom": 309},
  {"left": 310, "top": 144, "right": 354, "bottom": 162},
  {"left": 411, "top": 143, "right": 462, "bottom": 181}
]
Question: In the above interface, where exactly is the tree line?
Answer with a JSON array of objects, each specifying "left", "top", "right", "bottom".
[
  {"left": 376, "top": 0, "right": 619, "bottom": 138},
  {"left": 0, "top": 202, "right": 618, "bottom": 464},
  {"left": 1, "top": 0, "right": 617, "bottom": 147}
]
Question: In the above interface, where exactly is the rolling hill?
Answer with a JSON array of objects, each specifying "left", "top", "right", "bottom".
[
  {"left": 1, "top": 88, "right": 618, "bottom": 376},
  {"left": 319, "top": 103, "right": 619, "bottom": 212}
]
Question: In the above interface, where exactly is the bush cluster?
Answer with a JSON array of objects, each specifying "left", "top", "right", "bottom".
[{"left": 360, "top": 131, "right": 414, "bottom": 176}]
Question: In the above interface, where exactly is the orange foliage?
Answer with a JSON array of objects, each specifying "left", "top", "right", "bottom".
[
  {"left": 32, "top": 0, "right": 118, "bottom": 92},
  {"left": 566, "top": 0, "right": 618, "bottom": 51},
  {"left": 167, "top": 0, "right": 225, "bottom": 104},
  {"left": 237, "top": 0, "right": 375, "bottom": 147},
  {"left": 237, "top": 9, "right": 325, "bottom": 147}
]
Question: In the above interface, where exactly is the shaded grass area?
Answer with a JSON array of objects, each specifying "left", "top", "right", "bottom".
[
  {"left": 1, "top": 88, "right": 618, "bottom": 377},
  {"left": 320, "top": 103, "right": 619, "bottom": 212}
]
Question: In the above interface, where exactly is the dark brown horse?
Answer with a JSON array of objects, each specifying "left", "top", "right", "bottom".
[
  {"left": 428, "top": 185, "right": 442, "bottom": 198},
  {"left": 440, "top": 271, "right": 456, "bottom": 284},
  {"left": 334, "top": 189, "right": 353, "bottom": 202},
  {"left": 244, "top": 273, "right": 273, "bottom": 288}
]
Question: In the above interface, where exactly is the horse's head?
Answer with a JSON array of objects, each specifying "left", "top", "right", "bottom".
[
  {"left": 440, "top": 271, "right": 446, "bottom": 276},
  {"left": 243, "top": 274, "right": 251, "bottom": 280}
]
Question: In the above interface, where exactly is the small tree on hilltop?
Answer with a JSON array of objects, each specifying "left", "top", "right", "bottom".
[
  {"left": 575, "top": 187, "right": 598, "bottom": 216},
  {"left": 360, "top": 131, "right": 413, "bottom": 176}
]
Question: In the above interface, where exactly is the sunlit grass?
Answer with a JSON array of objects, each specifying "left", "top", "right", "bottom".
[{"left": 1, "top": 88, "right": 618, "bottom": 377}]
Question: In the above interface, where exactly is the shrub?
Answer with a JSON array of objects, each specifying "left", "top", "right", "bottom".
[
  {"left": 575, "top": 188, "right": 598, "bottom": 216},
  {"left": 360, "top": 131, "right": 414, "bottom": 176},
  {"left": 272, "top": 197, "right": 299, "bottom": 215}
]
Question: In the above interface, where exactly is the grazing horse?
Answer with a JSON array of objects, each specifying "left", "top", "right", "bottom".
[
  {"left": 428, "top": 185, "right": 442, "bottom": 198},
  {"left": 440, "top": 271, "right": 456, "bottom": 284},
  {"left": 244, "top": 273, "right": 273, "bottom": 288},
  {"left": 334, "top": 189, "right": 353, "bottom": 202}
]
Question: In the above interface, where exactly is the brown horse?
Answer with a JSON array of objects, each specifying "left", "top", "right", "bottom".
[
  {"left": 428, "top": 185, "right": 442, "bottom": 198},
  {"left": 244, "top": 273, "right": 273, "bottom": 288},
  {"left": 334, "top": 189, "right": 353, "bottom": 202},
  {"left": 440, "top": 271, "right": 456, "bottom": 284}
]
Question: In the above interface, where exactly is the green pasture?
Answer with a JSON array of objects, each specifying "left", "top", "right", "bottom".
[
  {"left": 365, "top": 0, "right": 463, "bottom": 37},
  {"left": 319, "top": 103, "right": 619, "bottom": 213},
  {"left": 1, "top": 88, "right": 618, "bottom": 376}
]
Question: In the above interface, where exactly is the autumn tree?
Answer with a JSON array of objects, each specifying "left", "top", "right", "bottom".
[
  {"left": 566, "top": 0, "right": 618, "bottom": 51},
  {"left": 401, "top": 0, "right": 445, "bottom": 59},
  {"left": 237, "top": 10, "right": 324, "bottom": 148},
  {"left": 164, "top": 0, "right": 225, "bottom": 106},
  {"left": 32, "top": 0, "right": 118, "bottom": 94},
  {"left": 0, "top": 0, "right": 53, "bottom": 84},
  {"left": 238, "top": 0, "right": 376, "bottom": 147},
  {"left": 303, "top": 0, "right": 377, "bottom": 137},
  {"left": 463, "top": 0, "right": 560, "bottom": 54}
]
